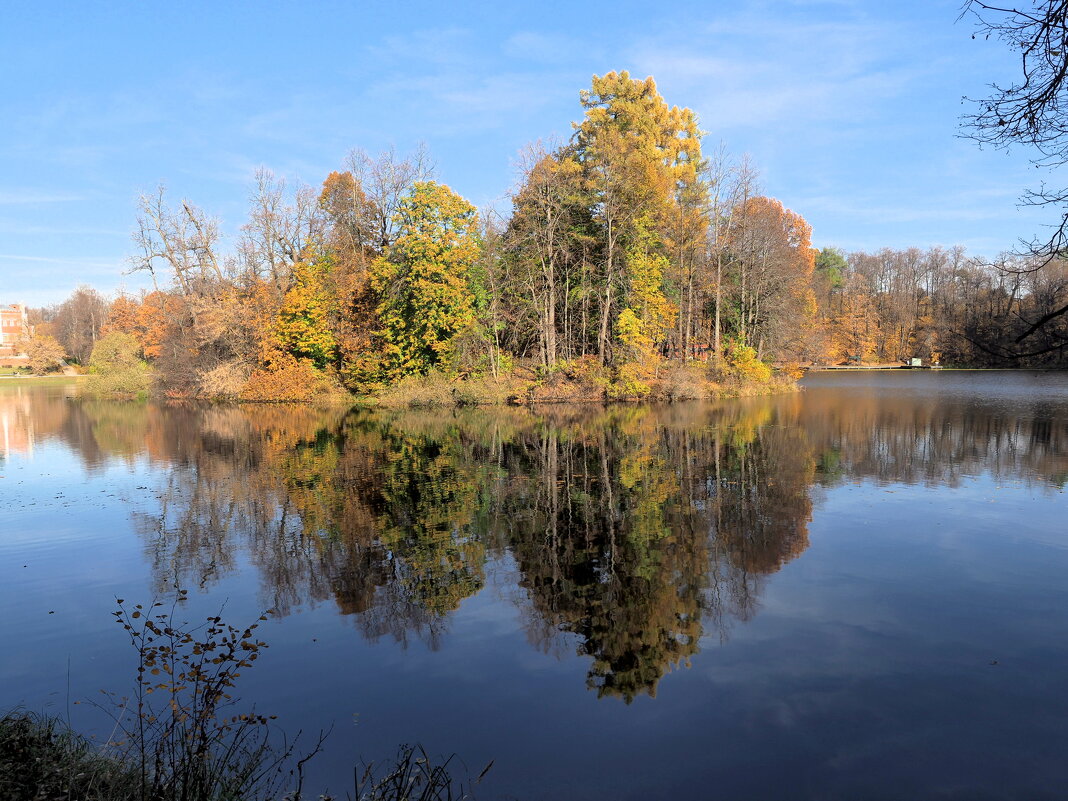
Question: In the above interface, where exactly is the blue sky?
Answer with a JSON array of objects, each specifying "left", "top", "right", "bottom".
[{"left": 0, "top": 0, "right": 1056, "bottom": 306}]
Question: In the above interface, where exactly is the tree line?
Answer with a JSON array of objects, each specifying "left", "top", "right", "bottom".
[
  {"left": 814, "top": 245, "right": 1068, "bottom": 366},
  {"left": 22, "top": 70, "right": 1068, "bottom": 392}
]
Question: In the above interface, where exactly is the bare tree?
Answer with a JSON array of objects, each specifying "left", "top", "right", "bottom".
[
  {"left": 507, "top": 141, "right": 583, "bottom": 368},
  {"left": 129, "top": 185, "right": 224, "bottom": 298},
  {"left": 239, "top": 168, "right": 325, "bottom": 294},
  {"left": 961, "top": 1, "right": 1068, "bottom": 347},
  {"left": 343, "top": 144, "right": 435, "bottom": 252},
  {"left": 705, "top": 148, "right": 758, "bottom": 356},
  {"left": 51, "top": 286, "right": 108, "bottom": 364}
]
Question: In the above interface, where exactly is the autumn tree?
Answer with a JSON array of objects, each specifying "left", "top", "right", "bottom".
[
  {"left": 50, "top": 285, "right": 108, "bottom": 364},
  {"left": 102, "top": 292, "right": 176, "bottom": 360},
  {"left": 272, "top": 255, "right": 339, "bottom": 370},
  {"left": 103, "top": 294, "right": 142, "bottom": 339},
  {"left": 318, "top": 170, "right": 382, "bottom": 387},
  {"left": 573, "top": 71, "right": 703, "bottom": 363},
  {"left": 22, "top": 334, "right": 66, "bottom": 375},
  {"left": 725, "top": 196, "right": 817, "bottom": 360},
  {"left": 827, "top": 274, "right": 880, "bottom": 362},
  {"left": 319, "top": 149, "right": 437, "bottom": 389},
  {"left": 506, "top": 144, "right": 589, "bottom": 367},
  {"left": 370, "top": 182, "right": 485, "bottom": 378}
]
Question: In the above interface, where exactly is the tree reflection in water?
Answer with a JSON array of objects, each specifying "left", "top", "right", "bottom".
[{"left": 8, "top": 379, "right": 1066, "bottom": 701}]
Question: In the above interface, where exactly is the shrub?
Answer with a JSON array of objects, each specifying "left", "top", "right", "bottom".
[
  {"left": 658, "top": 361, "right": 708, "bottom": 401},
  {"left": 1, "top": 597, "right": 322, "bottom": 801},
  {"left": 240, "top": 356, "right": 349, "bottom": 403},
  {"left": 2, "top": 600, "right": 497, "bottom": 801},
  {"left": 721, "top": 342, "right": 772, "bottom": 384},
  {"left": 85, "top": 333, "right": 154, "bottom": 398},
  {"left": 525, "top": 356, "right": 610, "bottom": 402},
  {"left": 103, "top": 595, "right": 321, "bottom": 801},
  {"left": 376, "top": 370, "right": 458, "bottom": 408},
  {"left": 198, "top": 359, "right": 252, "bottom": 400},
  {"left": 376, "top": 371, "right": 523, "bottom": 408},
  {"left": 606, "top": 362, "right": 651, "bottom": 400}
]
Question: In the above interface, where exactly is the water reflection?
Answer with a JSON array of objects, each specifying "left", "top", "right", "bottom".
[{"left": 4, "top": 373, "right": 1067, "bottom": 702}]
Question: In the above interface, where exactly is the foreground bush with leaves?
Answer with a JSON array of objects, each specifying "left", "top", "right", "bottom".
[
  {"left": 1, "top": 594, "right": 490, "bottom": 800},
  {"left": 101, "top": 592, "right": 321, "bottom": 800}
]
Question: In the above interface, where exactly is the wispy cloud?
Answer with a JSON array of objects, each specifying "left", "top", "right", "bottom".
[
  {"left": 502, "top": 32, "right": 596, "bottom": 64},
  {"left": 369, "top": 27, "right": 477, "bottom": 67},
  {"left": 629, "top": 11, "right": 925, "bottom": 131},
  {"left": 0, "top": 253, "right": 121, "bottom": 269},
  {"left": 0, "top": 191, "right": 83, "bottom": 204}
]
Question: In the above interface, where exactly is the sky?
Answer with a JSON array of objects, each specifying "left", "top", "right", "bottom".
[{"left": 0, "top": 0, "right": 1059, "bottom": 306}]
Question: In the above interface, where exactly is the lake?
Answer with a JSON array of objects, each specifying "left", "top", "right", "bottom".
[{"left": 2, "top": 371, "right": 1066, "bottom": 800}]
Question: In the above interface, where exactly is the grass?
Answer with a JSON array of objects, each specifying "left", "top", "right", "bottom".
[
  {"left": 351, "top": 745, "right": 491, "bottom": 801},
  {"left": 0, "top": 374, "right": 86, "bottom": 384},
  {"left": 370, "top": 359, "right": 799, "bottom": 409},
  {"left": 374, "top": 370, "right": 528, "bottom": 408},
  {"left": 0, "top": 711, "right": 141, "bottom": 801},
  {"left": 0, "top": 718, "right": 486, "bottom": 801}
]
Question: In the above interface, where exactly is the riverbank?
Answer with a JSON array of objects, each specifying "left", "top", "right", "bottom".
[
  {"left": 806, "top": 363, "right": 922, "bottom": 371},
  {"left": 374, "top": 360, "right": 800, "bottom": 408},
  {"left": 77, "top": 353, "right": 800, "bottom": 407},
  {"left": 0, "top": 374, "right": 87, "bottom": 384}
]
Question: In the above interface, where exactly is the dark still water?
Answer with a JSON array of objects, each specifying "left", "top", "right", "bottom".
[{"left": 2, "top": 371, "right": 1066, "bottom": 800}]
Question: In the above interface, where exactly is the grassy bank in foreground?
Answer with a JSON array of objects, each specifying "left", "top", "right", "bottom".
[{"left": 0, "top": 713, "right": 141, "bottom": 801}]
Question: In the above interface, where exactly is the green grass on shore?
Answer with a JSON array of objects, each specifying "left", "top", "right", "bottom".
[{"left": 0, "top": 374, "right": 86, "bottom": 384}]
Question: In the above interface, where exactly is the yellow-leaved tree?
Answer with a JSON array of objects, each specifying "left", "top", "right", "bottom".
[
  {"left": 370, "top": 182, "right": 485, "bottom": 379},
  {"left": 574, "top": 71, "right": 703, "bottom": 363}
]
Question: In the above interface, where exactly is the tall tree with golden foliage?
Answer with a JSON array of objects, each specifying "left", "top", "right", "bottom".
[{"left": 574, "top": 71, "right": 703, "bottom": 363}]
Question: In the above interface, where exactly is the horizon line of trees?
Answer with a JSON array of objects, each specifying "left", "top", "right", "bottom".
[
  {"left": 32, "top": 239, "right": 1067, "bottom": 378},
  {"left": 814, "top": 244, "right": 1068, "bottom": 366},
  {"left": 18, "top": 70, "right": 1068, "bottom": 388}
]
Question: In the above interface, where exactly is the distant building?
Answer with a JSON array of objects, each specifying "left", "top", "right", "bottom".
[
  {"left": 0, "top": 392, "right": 34, "bottom": 459},
  {"left": 0, "top": 303, "right": 31, "bottom": 357}
]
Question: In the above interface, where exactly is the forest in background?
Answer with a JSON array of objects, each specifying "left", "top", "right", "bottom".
[{"left": 15, "top": 71, "right": 1068, "bottom": 401}]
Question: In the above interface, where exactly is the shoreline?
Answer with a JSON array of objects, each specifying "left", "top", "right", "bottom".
[
  {"left": 0, "top": 374, "right": 87, "bottom": 382},
  {"left": 43, "top": 373, "right": 801, "bottom": 407},
  {"left": 804, "top": 365, "right": 1066, "bottom": 372}
]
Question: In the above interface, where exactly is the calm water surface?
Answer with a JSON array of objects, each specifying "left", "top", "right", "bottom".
[{"left": 2, "top": 371, "right": 1066, "bottom": 800}]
